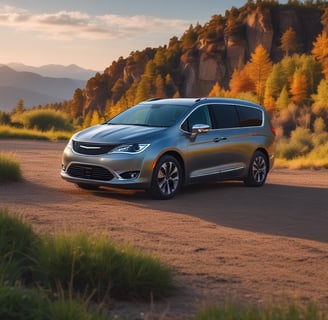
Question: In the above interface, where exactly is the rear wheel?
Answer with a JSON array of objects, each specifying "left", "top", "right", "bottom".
[
  {"left": 150, "top": 155, "right": 182, "bottom": 199},
  {"left": 244, "top": 150, "right": 268, "bottom": 187}
]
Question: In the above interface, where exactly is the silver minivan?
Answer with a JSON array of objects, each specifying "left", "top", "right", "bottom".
[{"left": 61, "top": 98, "right": 276, "bottom": 199}]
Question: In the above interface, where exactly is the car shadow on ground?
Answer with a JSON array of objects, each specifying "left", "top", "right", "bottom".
[{"left": 92, "top": 181, "right": 328, "bottom": 243}]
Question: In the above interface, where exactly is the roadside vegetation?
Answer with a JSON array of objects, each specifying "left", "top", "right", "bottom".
[
  {"left": 196, "top": 301, "right": 327, "bottom": 320},
  {"left": 1, "top": 208, "right": 327, "bottom": 319},
  {"left": 0, "top": 152, "right": 22, "bottom": 182},
  {"left": 0, "top": 208, "right": 174, "bottom": 319}
]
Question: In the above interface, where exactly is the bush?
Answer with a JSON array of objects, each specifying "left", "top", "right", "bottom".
[
  {"left": 12, "top": 109, "right": 73, "bottom": 132},
  {"left": 0, "top": 209, "right": 39, "bottom": 284},
  {"left": 36, "top": 232, "right": 174, "bottom": 301},
  {"left": 276, "top": 127, "right": 313, "bottom": 159},
  {"left": 0, "top": 153, "right": 22, "bottom": 182}
]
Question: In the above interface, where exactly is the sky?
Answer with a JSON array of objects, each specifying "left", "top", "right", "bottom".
[{"left": 0, "top": 0, "right": 288, "bottom": 71}]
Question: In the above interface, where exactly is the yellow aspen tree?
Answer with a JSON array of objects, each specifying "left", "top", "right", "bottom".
[
  {"left": 245, "top": 45, "right": 273, "bottom": 105},
  {"left": 89, "top": 110, "right": 101, "bottom": 126},
  {"left": 229, "top": 68, "right": 255, "bottom": 96},
  {"left": 290, "top": 70, "right": 308, "bottom": 104},
  {"left": 312, "top": 31, "right": 328, "bottom": 81},
  {"left": 208, "top": 82, "right": 222, "bottom": 97}
]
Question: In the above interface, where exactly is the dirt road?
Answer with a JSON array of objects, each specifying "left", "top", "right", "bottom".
[{"left": 1, "top": 139, "right": 328, "bottom": 319}]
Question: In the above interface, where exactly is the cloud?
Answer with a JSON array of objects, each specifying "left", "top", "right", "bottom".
[{"left": 0, "top": 6, "right": 190, "bottom": 40}]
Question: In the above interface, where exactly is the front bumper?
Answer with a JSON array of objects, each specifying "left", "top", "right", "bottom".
[{"left": 60, "top": 145, "right": 153, "bottom": 189}]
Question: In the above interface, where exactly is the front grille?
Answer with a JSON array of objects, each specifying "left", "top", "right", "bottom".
[
  {"left": 73, "top": 140, "right": 117, "bottom": 155},
  {"left": 67, "top": 164, "right": 113, "bottom": 181}
]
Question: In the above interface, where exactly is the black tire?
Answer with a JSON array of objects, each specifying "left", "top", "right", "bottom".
[
  {"left": 244, "top": 150, "right": 268, "bottom": 187},
  {"left": 77, "top": 183, "right": 99, "bottom": 190},
  {"left": 149, "top": 155, "right": 182, "bottom": 199}
]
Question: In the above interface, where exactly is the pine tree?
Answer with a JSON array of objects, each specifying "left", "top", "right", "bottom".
[
  {"left": 280, "top": 27, "right": 301, "bottom": 56},
  {"left": 154, "top": 75, "right": 166, "bottom": 98},
  {"left": 276, "top": 86, "right": 290, "bottom": 110},
  {"left": 229, "top": 68, "right": 255, "bottom": 95},
  {"left": 13, "top": 99, "right": 25, "bottom": 114},
  {"left": 312, "top": 31, "right": 328, "bottom": 80},
  {"left": 208, "top": 82, "right": 223, "bottom": 97},
  {"left": 245, "top": 45, "right": 273, "bottom": 104},
  {"left": 265, "top": 64, "right": 285, "bottom": 99},
  {"left": 311, "top": 79, "right": 328, "bottom": 117},
  {"left": 70, "top": 88, "right": 84, "bottom": 118},
  {"left": 290, "top": 70, "right": 308, "bottom": 104}
]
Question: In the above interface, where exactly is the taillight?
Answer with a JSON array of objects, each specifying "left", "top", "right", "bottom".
[{"left": 271, "top": 126, "right": 276, "bottom": 135}]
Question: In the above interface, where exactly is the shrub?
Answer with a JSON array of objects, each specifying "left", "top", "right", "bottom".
[
  {"left": 276, "top": 127, "right": 313, "bottom": 159},
  {"left": 0, "top": 153, "right": 22, "bottom": 182},
  {"left": 12, "top": 109, "right": 73, "bottom": 132}
]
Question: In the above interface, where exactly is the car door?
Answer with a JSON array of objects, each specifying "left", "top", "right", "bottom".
[{"left": 182, "top": 104, "right": 245, "bottom": 182}]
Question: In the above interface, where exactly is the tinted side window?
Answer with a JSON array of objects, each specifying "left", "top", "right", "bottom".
[
  {"left": 237, "top": 106, "right": 263, "bottom": 127},
  {"left": 210, "top": 105, "right": 239, "bottom": 129}
]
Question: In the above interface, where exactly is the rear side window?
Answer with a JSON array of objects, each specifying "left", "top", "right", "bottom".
[
  {"left": 210, "top": 105, "right": 239, "bottom": 129},
  {"left": 237, "top": 106, "right": 263, "bottom": 127}
]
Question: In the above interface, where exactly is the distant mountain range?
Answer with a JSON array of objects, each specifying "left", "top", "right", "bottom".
[
  {"left": 0, "top": 64, "right": 98, "bottom": 111},
  {"left": 5, "top": 63, "right": 98, "bottom": 81}
]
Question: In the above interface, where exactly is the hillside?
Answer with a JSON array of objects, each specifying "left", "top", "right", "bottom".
[
  {"left": 78, "top": 1, "right": 327, "bottom": 116},
  {"left": 0, "top": 66, "right": 86, "bottom": 111}
]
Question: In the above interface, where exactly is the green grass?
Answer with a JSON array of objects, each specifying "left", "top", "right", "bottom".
[
  {"left": 36, "top": 232, "right": 175, "bottom": 301},
  {"left": 0, "top": 153, "right": 22, "bottom": 182},
  {"left": 0, "top": 283, "right": 108, "bottom": 320},
  {"left": 0, "top": 125, "right": 72, "bottom": 140},
  {"left": 196, "top": 301, "right": 327, "bottom": 320},
  {"left": 0, "top": 208, "right": 174, "bottom": 319}
]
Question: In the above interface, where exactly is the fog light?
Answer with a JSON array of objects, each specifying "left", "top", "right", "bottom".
[{"left": 120, "top": 171, "right": 140, "bottom": 179}]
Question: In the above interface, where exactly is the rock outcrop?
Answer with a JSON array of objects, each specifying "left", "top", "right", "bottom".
[{"left": 181, "top": 5, "right": 323, "bottom": 96}]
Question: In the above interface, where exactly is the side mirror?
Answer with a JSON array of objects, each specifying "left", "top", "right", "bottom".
[{"left": 190, "top": 124, "right": 210, "bottom": 141}]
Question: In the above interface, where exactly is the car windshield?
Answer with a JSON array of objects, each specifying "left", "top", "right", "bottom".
[{"left": 107, "top": 103, "right": 190, "bottom": 127}]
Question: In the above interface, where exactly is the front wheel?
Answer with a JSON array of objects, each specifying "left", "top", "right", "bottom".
[
  {"left": 149, "top": 155, "right": 182, "bottom": 200},
  {"left": 244, "top": 151, "right": 268, "bottom": 187}
]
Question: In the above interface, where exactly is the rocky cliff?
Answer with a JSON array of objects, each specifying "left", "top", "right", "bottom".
[
  {"left": 181, "top": 5, "right": 323, "bottom": 97},
  {"left": 83, "top": 3, "right": 326, "bottom": 114}
]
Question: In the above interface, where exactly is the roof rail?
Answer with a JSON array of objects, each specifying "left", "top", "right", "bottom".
[
  {"left": 195, "top": 97, "right": 208, "bottom": 102},
  {"left": 147, "top": 97, "right": 164, "bottom": 101}
]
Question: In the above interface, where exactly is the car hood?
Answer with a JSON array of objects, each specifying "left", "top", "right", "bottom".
[{"left": 73, "top": 124, "right": 166, "bottom": 143}]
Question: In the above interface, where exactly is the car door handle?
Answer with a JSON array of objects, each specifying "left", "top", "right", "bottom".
[{"left": 213, "top": 137, "right": 227, "bottom": 143}]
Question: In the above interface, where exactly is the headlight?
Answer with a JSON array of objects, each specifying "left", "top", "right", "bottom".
[{"left": 112, "top": 143, "right": 150, "bottom": 154}]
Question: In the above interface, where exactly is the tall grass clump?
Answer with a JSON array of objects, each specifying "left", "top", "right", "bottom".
[
  {"left": 0, "top": 283, "right": 48, "bottom": 320},
  {"left": 36, "top": 232, "right": 174, "bottom": 301},
  {"left": 0, "top": 282, "right": 108, "bottom": 320},
  {"left": 0, "top": 125, "right": 72, "bottom": 140},
  {"left": 196, "top": 301, "right": 327, "bottom": 320},
  {"left": 11, "top": 109, "right": 73, "bottom": 132},
  {"left": 0, "top": 153, "right": 22, "bottom": 182},
  {"left": 0, "top": 209, "right": 39, "bottom": 284}
]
